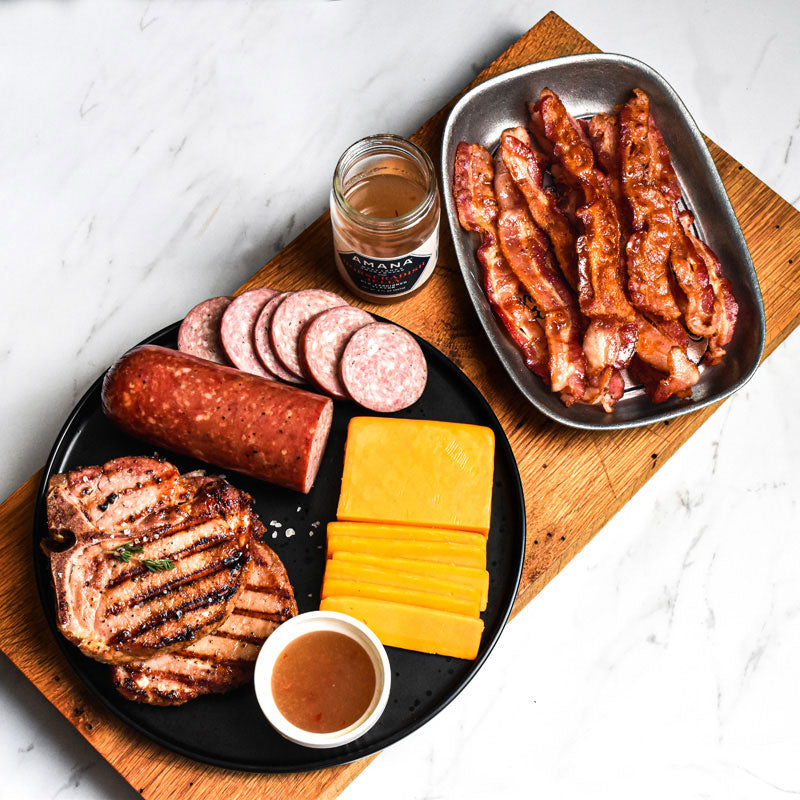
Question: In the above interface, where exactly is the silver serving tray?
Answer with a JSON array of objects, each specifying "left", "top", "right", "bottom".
[{"left": 441, "top": 53, "right": 766, "bottom": 430}]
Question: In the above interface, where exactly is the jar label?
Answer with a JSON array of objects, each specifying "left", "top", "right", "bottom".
[{"left": 334, "top": 224, "right": 439, "bottom": 297}]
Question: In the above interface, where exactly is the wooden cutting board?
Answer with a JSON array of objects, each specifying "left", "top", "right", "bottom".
[{"left": 1, "top": 12, "right": 798, "bottom": 800}]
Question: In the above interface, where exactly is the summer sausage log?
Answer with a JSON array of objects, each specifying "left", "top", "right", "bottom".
[{"left": 102, "top": 345, "right": 333, "bottom": 493}]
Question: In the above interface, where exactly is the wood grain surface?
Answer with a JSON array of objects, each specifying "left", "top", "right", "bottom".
[{"left": 1, "top": 12, "right": 798, "bottom": 800}]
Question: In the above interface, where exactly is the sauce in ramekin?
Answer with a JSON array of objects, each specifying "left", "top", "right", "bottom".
[{"left": 270, "top": 630, "right": 377, "bottom": 734}]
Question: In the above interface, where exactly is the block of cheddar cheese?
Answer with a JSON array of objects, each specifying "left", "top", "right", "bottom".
[
  {"left": 327, "top": 520, "right": 486, "bottom": 548},
  {"left": 327, "top": 534, "right": 486, "bottom": 569},
  {"left": 320, "top": 595, "right": 484, "bottom": 660},
  {"left": 323, "top": 557, "right": 483, "bottom": 611},
  {"left": 336, "top": 417, "right": 495, "bottom": 535},
  {"left": 332, "top": 552, "right": 489, "bottom": 610},
  {"left": 321, "top": 577, "right": 480, "bottom": 617}
]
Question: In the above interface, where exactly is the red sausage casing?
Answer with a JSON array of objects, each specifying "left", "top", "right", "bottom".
[{"left": 102, "top": 345, "right": 333, "bottom": 493}]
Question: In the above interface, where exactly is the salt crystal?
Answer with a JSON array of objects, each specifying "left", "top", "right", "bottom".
[{"left": 286, "top": 528, "right": 295, "bottom": 538}]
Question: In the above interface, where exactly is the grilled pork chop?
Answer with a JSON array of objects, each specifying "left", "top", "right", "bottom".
[
  {"left": 111, "top": 523, "right": 297, "bottom": 704},
  {"left": 44, "top": 456, "right": 254, "bottom": 665}
]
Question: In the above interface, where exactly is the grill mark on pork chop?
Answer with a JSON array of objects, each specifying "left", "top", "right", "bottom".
[
  {"left": 211, "top": 629, "right": 268, "bottom": 646},
  {"left": 111, "top": 534, "right": 297, "bottom": 704},
  {"left": 105, "top": 535, "right": 239, "bottom": 591},
  {"left": 107, "top": 578, "right": 242, "bottom": 646},
  {"left": 102, "top": 545, "right": 245, "bottom": 618},
  {"left": 55, "top": 459, "right": 184, "bottom": 537},
  {"left": 234, "top": 608, "right": 292, "bottom": 622},
  {"left": 45, "top": 457, "right": 258, "bottom": 664}
]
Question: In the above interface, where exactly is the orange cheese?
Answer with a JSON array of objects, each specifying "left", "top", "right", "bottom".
[
  {"left": 323, "top": 558, "right": 483, "bottom": 613},
  {"left": 332, "top": 552, "right": 489, "bottom": 610},
  {"left": 320, "top": 596, "right": 484, "bottom": 660},
  {"left": 336, "top": 417, "right": 494, "bottom": 535},
  {"left": 321, "top": 577, "right": 480, "bottom": 617},
  {"left": 327, "top": 535, "right": 485, "bottom": 569},
  {"left": 327, "top": 521, "right": 486, "bottom": 548}
]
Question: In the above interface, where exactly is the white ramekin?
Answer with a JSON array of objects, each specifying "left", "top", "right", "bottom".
[{"left": 253, "top": 610, "right": 391, "bottom": 748}]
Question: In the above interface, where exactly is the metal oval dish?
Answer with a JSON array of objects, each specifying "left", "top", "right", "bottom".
[{"left": 441, "top": 53, "right": 766, "bottom": 430}]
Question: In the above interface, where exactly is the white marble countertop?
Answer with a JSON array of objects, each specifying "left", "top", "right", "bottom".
[{"left": 1, "top": 2, "right": 798, "bottom": 798}]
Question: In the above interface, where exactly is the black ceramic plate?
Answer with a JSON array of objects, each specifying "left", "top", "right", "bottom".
[{"left": 33, "top": 321, "right": 525, "bottom": 773}]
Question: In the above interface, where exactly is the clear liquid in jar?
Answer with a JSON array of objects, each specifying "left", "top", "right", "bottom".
[{"left": 345, "top": 171, "right": 427, "bottom": 219}]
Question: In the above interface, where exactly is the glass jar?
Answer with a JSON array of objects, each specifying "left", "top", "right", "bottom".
[{"left": 330, "top": 134, "right": 440, "bottom": 303}]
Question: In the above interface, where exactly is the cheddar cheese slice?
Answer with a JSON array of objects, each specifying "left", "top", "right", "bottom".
[
  {"left": 320, "top": 596, "right": 484, "bottom": 660},
  {"left": 321, "top": 577, "right": 480, "bottom": 617},
  {"left": 332, "top": 552, "right": 489, "bottom": 610},
  {"left": 337, "top": 417, "right": 495, "bottom": 535},
  {"left": 327, "top": 521, "right": 486, "bottom": 548},
  {"left": 323, "top": 558, "right": 483, "bottom": 613},
  {"left": 327, "top": 535, "right": 485, "bottom": 569}
]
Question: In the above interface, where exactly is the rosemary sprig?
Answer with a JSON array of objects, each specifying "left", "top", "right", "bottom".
[
  {"left": 113, "top": 543, "right": 144, "bottom": 563},
  {"left": 143, "top": 557, "right": 176, "bottom": 572},
  {"left": 111, "top": 542, "right": 175, "bottom": 572}
]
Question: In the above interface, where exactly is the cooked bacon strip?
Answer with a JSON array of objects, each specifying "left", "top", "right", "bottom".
[
  {"left": 632, "top": 314, "right": 700, "bottom": 401},
  {"left": 584, "top": 366, "right": 626, "bottom": 411},
  {"left": 647, "top": 120, "right": 681, "bottom": 204},
  {"left": 629, "top": 92, "right": 715, "bottom": 335},
  {"left": 453, "top": 142, "right": 549, "bottom": 380},
  {"left": 527, "top": 101, "right": 555, "bottom": 164},
  {"left": 531, "top": 89, "right": 638, "bottom": 411},
  {"left": 587, "top": 112, "right": 628, "bottom": 233},
  {"left": 619, "top": 91, "right": 682, "bottom": 321},
  {"left": 494, "top": 154, "right": 586, "bottom": 403},
  {"left": 499, "top": 127, "right": 579, "bottom": 289},
  {"left": 533, "top": 90, "right": 635, "bottom": 323},
  {"left": 679, "top": 211, "right": 738, "bottom": 364},
  {"left": 668, "top": 214, "right": 715, "bottom": 335},
  {"left": 528, "top": 97, "right": 592, "bottom": 228}
]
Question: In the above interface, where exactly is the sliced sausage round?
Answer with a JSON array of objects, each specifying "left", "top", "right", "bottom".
[
  {"left": 300, "top": 306, "right": 374, "bottom": 399},
  {"left": 270, "top": 289, "right": 347, "bottom": 380},
  {"left": 339, "top": 322, "right": 427, "bottom": 412},
  {"left": 254, "top": 293, "right": 304, "bottom": 384},
  {"left": 220, "top": 288, "right": 278, "bottom": 378},
  {"left": 177, "top": 296, "right": 232, "bottom": 364}
]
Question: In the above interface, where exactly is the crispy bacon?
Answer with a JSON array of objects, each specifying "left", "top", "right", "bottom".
[
  {"left": 499, "top": 127, "right": 579, "bottom": 289},
  {"left": 494, "top": 154, "right": 586, "bottom": 403},
  {"left": 632, "top": 314, "right": 700, "bottom": 401},
  {"left": 532, "top": 90, "right": 604, "bottom": 201},
  {"left": 527, "top": 101, "right": 555, "bottom": 164},
  {"left": 668, "top": 215, "right": 715, "bottom": 336},
  {"left": 647, "top": 120, "right": 681, "bottom": 204},
  {"left": 679, "top": 211, "right": 738, "bottom": 364},
  {"left": 534, "top": 90, "right": 635, "bottom": 324},
  {"left": 530, "top": 89, "right": 638, "bottom": 413},
  {"left": 632, "top": 94, "right": 715, "bottom": 335},
  {"left": 453, "top": 87, "right": 736, "bottom": 412},
  {"left": 453, "top": 142, "right": 550, "bottom": 380},
  {"left": 572, "top": 198, "right": 634, "bottom": 321},
  {"left": 454, "top": 141, "right": 500, "bottom": 235},
  {"left": 619, "top": 91, "right": 682, "bottom": 320},
  {"left": 587, "top": 112, "right": 628, "bottom": 232},
  {"left": 583, "top": 366, "right": 626, "bottom": 412}
]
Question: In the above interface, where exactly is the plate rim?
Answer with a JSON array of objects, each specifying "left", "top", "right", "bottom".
[
  {"left": 32, "top": 320, "right": 526, "bottom": 773},
  {"left": 440, "top": 51, "right": 767, "bottom": 430}
]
